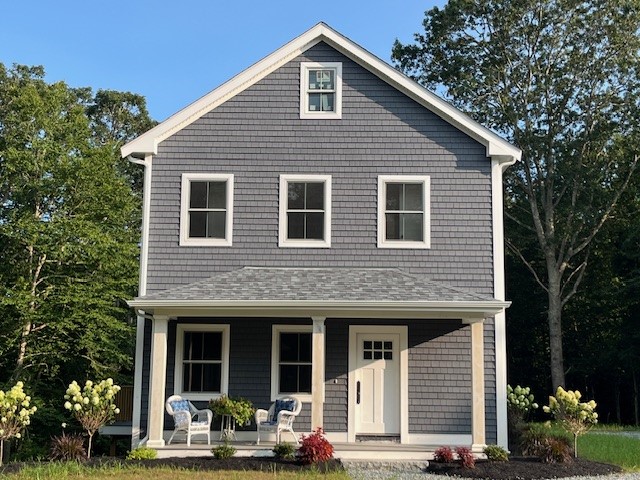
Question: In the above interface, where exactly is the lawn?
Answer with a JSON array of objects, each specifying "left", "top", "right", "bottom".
[
  {"left": 579, "top": 431, "right": 640, "bottom": 471},
  {"left": 2, "top": 462, "right": 351, "bottom": 480}
]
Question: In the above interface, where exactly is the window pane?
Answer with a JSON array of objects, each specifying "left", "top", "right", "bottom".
[
  {"left": 402, "top": 213, "right": 424, "bottom": 241},
  {"left": 201, "top": 332, "right": 222, "bottom": 361},
  {"left": 383, "top": 351, "right": 392, "bottom": 360},
  {"left": 190, "top": 182, "right": 207, "bottom": 208},
  {"left": 280, "top": 365, "right": 298, "bottom": 393},
  {"left": 305, "top": 212, "right": 324, "bottom": 239},
  {"left": 385, "top": 213, "right": 400, "bottom": 240},
  {"left": 320, "top": 93, "right": 334, "bottom": 112},
  {"left": 287, "top": 212, "right": 305, "bottom": 239},
  {"left": 308, "top": 70, "right": 319, "bottom": 89},
  {"left": 189, "top": 212, "right": 207, "bottom": 237},
  {"left": 280, "top": 333, "right": 299, "bottom": 362},
  {"left": 386, "top": 184, "right": 402, "bottom": 210},
  {"left": 319, "top": 70, "right": 334, "bottom": 90},
  {"left": 364, "top": 351, "right": 372, "bottom": 360},
  {"left": 288, "top": 183, "right": 305, "bottom": 209},
  {"left": 374, "top": 351, "right": 383, "bottom": 360},
  {"left": 374, "top": 341, "right": 382, "bottom": 350},
  {"left": 305, "top": 183, "right": 324, "bottom": 210},
  {"left": 207, "top": 211, "right": 226, "bottom": 238},
  {"left": 308, "top": 93, "right": 321, "bottom": 112},
  {"left": 183, "top": 363, "right": 221, "bottom": 393},
  {"left": 384, "top": 341, "right": 392, "bottom": 350},
  {"left": 208, "top": 181, "right": 226, "bottom": 209},
  {"left": 364, "top": 341, "right": 372, "bottom": 349},
  {"left": 298, "top": 365, "right": 312, "bottom": 393},
  {"left": 298, "top": 333, "right": 312, "bottom": 362},
  {"left": 404, "top": 183, "right": 423, "bottom": 211},
  {"left": 183, "top": 332, "right": 201, "bottom": 361}
]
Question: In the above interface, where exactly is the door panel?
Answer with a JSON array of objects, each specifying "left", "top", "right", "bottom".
[{"left": 355, "top": 333, "right": 400, "bottom": 434}]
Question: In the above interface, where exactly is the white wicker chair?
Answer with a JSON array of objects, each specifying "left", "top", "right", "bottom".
[
  {"left": 255, "top": 396, "right": 302, "bottom": 445},
  {"left": 165, "top": 395, "right": 213, "bottom": 446}
]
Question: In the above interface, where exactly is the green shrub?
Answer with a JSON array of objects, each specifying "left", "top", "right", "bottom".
[
  {"left": 483, "top": 444, "right": 509, "bottom": 462},
  {"left": 126, "top": 446, "right": 158, "bottom": 460},
  {"left": 273, "top": 442, "right": 296, "bottom": 459},
  {"left": 212, "top": 442, "right": 236, "bottom": 459},
  {"left": 521, "top": 423, "right": 572, "bottom": 463},
  {"left": 50, "top": 432, "right": 86, "bottom": 461}
]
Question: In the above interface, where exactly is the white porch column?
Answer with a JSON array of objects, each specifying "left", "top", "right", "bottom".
[
  {"left": 471, "top": 321, "right": 486, "bottom": 450},
  {"left": 311, "top": 317, "right": 326, "bottom": 430},
  {"left": 147, "top": 315, "right": 169, "bottom": 448}
]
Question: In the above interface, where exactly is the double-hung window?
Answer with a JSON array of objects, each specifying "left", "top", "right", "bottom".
[
  {"left": 271, "top": 325, "right": 312, "bottom": 401},
  {"left": 279, "top": 174, "right": 331, "bottom": 248},
  {"left": 180, "top": 173, "right": 234, "bottom": 246},
  {"left": 300, "top": 62, "right": 342, "bottom": 119},
  {"left": 175, "top": 324, "right": 230, "bottom": 401},
  {"left": 378, "top": 175, "right": 430, "bottom": 248}
]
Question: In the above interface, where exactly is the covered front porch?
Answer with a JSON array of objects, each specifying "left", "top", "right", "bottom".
[{"left": 128, "top": 267, "right": 509, "bottom": 453}]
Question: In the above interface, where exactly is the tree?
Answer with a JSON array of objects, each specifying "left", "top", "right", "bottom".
[{"left": 392, "top": 0, "right": 640, "bottom": 390}]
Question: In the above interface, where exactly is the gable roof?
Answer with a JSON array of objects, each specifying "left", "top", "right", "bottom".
[
  {"left": 121, "top": 23, "right": 521, "bottom": 164},
  {"left": 128, "top": 267, "right": 510, "bottom": 318}
]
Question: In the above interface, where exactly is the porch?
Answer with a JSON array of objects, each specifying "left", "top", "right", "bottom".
[{"left": 154, "top": 439, "right": 439, "bottom": 461}]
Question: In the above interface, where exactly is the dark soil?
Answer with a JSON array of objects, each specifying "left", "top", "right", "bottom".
[{"left": 426, "top": 456, "right": 622, "bottom": 480}]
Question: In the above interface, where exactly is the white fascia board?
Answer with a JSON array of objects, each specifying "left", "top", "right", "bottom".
[
  {"left": 127, "top": 299, "right": 510, "bottom": 317},
  {"left": 121, "top": 22, "right": 521, "bottom": 163}
]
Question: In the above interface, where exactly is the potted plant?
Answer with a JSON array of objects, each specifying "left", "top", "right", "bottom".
[{"left": 209, "top": 395, "right": 255, "bottom": 426}]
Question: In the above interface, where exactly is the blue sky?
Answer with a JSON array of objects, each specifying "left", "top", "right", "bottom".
[{"left": 1, "top": 1, "right": 444, "bottom": 121}]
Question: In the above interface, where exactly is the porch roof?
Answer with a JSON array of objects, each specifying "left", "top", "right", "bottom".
[{"left": 129, "top": 267, "right": 509, "bottom": 319}]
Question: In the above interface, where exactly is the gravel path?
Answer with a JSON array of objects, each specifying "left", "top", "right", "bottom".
[{"left": 343, "top": 461, "right": 640, "bottom": 480}]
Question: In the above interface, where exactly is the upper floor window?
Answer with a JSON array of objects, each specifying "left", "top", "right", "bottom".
[
  {"left": 279, "top": 174, "right": 331, "bottom": 248},
  {"left": 300, "top": 62, "right": 342, "bottom": 119},
  {"left": 180, "top": 173, "right": 234, "bottom": 246},
  {"left": 378, "top": 175, "right": 431, "bottom": 249}
]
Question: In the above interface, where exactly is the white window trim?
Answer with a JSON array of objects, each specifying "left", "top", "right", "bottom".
[
  {"left": 377, "top": 175, "right": 431, "bottom": 249},
  {"left": 174, "top": 324, "right": 230, "bottom": 401},
  {"left": 271, "top": 325, "right": 313, "bottom": 402},
  {"left": 300, "top": 62, "right": 342, "bottom": 119},
  {"left": 180, "top": 173, "right": 234, "bottom": 246},
  {"left": 279, "top": 174, "right": 332, "bottom": 248}
]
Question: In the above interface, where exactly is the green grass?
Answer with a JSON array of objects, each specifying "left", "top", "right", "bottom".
[
  {"left": 0, "top": 462, "right": 351, "bottom": 480},
  {"left": 579, "top": 431, "right": 640, "bottom": 471}
]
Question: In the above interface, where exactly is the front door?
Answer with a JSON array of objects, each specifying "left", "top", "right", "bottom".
[{"left": 354, "top": 332, "right": 400, "bottom": 434}]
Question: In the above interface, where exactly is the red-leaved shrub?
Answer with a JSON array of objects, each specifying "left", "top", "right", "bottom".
[
  {"left": 455, "top": 446, "right": 476, "bottom": 469},
  {"left": 433, "top": 446, "right": 455, "bottom": 463},
  {"left": 297, "top": 427, "right": 334, "bottom": 464}
]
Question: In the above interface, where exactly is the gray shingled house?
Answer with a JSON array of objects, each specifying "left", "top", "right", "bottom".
[{"left": 121, "top": 23, "right": 521, "bottom": 455}]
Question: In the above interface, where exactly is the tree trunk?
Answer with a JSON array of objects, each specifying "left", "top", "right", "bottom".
[{"left": 547, "top": 272, "right": 566, "bottom": 390}]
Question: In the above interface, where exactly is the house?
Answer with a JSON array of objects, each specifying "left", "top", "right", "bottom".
[{"left": 121, "top": 22, "right": 521, "bottom": 453}]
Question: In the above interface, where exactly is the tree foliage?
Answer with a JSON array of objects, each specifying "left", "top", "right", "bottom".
[
  {"left": 393, "top": 0, "right": 640, "bottom": 390},
  {"left": 0, "top": 63, "right": 155, "bottom": 457}
]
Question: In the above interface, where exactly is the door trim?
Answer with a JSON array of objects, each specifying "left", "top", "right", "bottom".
[{"left": 348, "top": 325, "right": 408, "bottom": 443}]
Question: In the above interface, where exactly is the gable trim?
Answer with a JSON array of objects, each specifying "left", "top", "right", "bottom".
[{"left": 121, "top": 23, "right": 521, "bottom": 164}]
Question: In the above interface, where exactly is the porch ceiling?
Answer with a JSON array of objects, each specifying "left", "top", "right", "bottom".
[{"left": 129, "top": 267, "right": 509, "bottom": 319}]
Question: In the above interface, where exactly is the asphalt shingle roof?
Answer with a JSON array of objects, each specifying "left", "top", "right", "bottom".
[{"left": 137, "top": 267, "right": 496, "bottom": 303}]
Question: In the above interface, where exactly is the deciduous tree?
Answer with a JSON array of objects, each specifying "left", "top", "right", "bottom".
[{"left": 392, "top": 0, "right": 640, "bottom": 390}]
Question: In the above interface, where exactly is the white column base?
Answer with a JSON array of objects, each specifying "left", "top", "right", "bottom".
[{"left": 146, "top": 439, "right": 166, "bottom": 448}]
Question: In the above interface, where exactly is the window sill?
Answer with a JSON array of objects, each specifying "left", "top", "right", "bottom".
[
  {"left": 180, "top": 238, "right": 233, "bottom": 247},
  {"left": 177, "top": 392, "right": 224, "bottom": 402},
  {"left": 377, "top": 240, "right": 431, "bottom": 249},
  {"left": 279, "top": 239, "right": 331, "bottom": 248}
]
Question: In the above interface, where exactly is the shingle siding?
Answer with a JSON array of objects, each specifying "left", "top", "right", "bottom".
[{"left": 145, "top": 42, "right": 493, "bottom": 296}]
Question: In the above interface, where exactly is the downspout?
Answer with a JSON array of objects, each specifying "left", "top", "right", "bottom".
[
  {"left": 493, "top": 155, "right": 518, "bottom": 449},
  {"left": 127, "top": 154, "right": 153, "bottom": 448}
]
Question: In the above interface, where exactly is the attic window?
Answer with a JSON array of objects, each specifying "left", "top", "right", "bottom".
[{"left": 300, "top": 62, "right": 342, "bottom": 119}]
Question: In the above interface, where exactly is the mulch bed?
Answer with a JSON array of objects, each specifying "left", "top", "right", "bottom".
[{"left": 426, "top": 456, "right": 622, "bottom": 479}]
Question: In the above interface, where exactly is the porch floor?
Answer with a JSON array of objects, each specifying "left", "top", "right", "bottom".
[{"left": 155, "top": 440, "right": 437, "bottom": 461}]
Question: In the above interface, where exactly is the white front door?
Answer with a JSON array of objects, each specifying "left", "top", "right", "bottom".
[{"left": 354, "top": 332, "right": 400, "bottom": 434}]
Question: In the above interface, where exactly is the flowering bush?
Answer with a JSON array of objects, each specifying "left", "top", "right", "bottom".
[
  {"left": 297, "top": 427, "right": 334, "bottom": 464},
  {"left": 455, "top": 446, "right": 475, "bottom": 469},
  {"left": 543, "top": 386, "right": 597, "bottom": 458},
  {"left": 64, "top": 378, "right": 120, "bottom": 458},
  {"left": 433, "top": 446, "right": 455, "bottom": 463},
  {"left": 0, "top": 381, "right": 37, "bottom": 466},
  {"left": 507, "top": 385, "right": 539, "bottom": 416}
]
